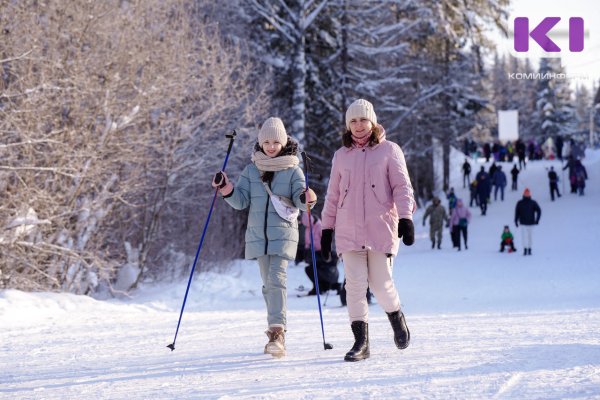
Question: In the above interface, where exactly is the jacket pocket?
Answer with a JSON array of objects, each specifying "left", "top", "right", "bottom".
[
  {"left": 368, "top": 164, "right": 392, "bottom": 206},
  {"left": 338, "top": 169, "right": 351, "bottom": 209}
]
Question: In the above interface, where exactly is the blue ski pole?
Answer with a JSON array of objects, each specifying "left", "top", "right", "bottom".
[
  {"left": 167, "top": 130, "right": 236, "bottom": 351},
  {"left": 301, "top": 151, "right": 333, "bottom": 351}
]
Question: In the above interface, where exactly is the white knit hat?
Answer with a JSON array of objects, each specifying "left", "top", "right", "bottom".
[
  {"left": 258, "top": 117, "right": 288, "bottom": 147},
  {"left": 345, "top": 99, "right": 377, "bottom": 130}
]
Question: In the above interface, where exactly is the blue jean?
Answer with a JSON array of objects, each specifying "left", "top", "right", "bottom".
[
  {"left": 257, "top": 255, "right": 288, "bottom": 328},
  {"left": 494, "top": 185, "right": 504, "bottom": 201}
]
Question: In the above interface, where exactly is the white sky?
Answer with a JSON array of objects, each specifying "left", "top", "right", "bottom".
[{"left": 490, "top": 0, "right": 600, "bottom": 91}]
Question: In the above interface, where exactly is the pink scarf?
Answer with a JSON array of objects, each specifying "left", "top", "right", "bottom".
[{"left": 351, "top": 133, "right": 370, "bottom": 148}]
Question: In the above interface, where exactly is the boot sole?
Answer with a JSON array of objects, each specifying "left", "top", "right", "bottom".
[
  {"left": 344, "top": 352, "right": 370, "bottom": 362},
  {"left": 265, "top": 345, "right": 286, "bottom": 358}
]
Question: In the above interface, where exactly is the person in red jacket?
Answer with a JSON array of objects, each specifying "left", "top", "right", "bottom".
[{"left": 320, "top": 99, "right": 416, "bottom": 362}]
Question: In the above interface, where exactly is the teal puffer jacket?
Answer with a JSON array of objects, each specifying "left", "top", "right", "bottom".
[{"left": 224, "top": 163, "right": 309, "bottom": 260}]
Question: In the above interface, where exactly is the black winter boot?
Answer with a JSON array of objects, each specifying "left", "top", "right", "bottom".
[
  {"left": 387, "top": 310, "right": 410, "bottom": 349},
  {"left": 344, "top": 321, "right": 370, "bottom": 362}
]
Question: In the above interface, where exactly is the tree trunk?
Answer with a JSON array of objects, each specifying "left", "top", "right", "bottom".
[{"left": 291, "top": 37, "right": 307, "bottom": 143}]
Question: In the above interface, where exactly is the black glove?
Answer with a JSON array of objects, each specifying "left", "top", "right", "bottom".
[
  {"left": 321, "top": 229, "right": 333, "bottom": 260},
  {"left": 212, "top": 172, "right": 226, "bottom": 189},
  {"left": 398, "top": 219, "right": 414, "bottom": 246},
  {"left": 515, "top": 221, "right": 519, "bottom": 227}
]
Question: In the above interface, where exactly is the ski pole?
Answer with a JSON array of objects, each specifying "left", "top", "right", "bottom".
[
  {"left": 301, "top": 151, "right": 333, "bottom": 351},
  {"left": 167, "top": 130, "right": 236, "bottom": 351}
]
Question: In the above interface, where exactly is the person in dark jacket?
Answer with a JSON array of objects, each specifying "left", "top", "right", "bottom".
[
  {"left": 446, "top": 187, "right": 457, "bottom": 214},
  {"left": 574, "top": 160, "right": 588, "bottom": 196},
  {"left": 516, "top": 139, "right": 526, "bottom": 169},
  {"left": 462, "top": 159, "right": 471, "bottom": 188},
  {"left": 510, "top": 164, "right": 520, "bottom": 191},
  {"left": 547, "top": 166, "right": 561, "bottom": 201},
  {"left": 514, "top": 188, "right": 541, "bottom": 256},
  {"left": 469, "top": 179, "right": 479, "bottom": 207},
  {"left": 475, "top": 167, "right": 491, "bottom": 215},
  {"left": 563, "top": 156, "right": 578, "bottom": 193},
  {"left": 492, "top": 165, "right": 507, "bottom": 201}
]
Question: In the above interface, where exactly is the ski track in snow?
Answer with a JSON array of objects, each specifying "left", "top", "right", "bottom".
[{"left": 2, "top": 149, "right": 600, "bottom": 399}]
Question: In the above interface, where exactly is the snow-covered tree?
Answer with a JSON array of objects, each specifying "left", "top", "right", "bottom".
[{"left": 532, "top": 58, "right": 577, "bottom": 139}]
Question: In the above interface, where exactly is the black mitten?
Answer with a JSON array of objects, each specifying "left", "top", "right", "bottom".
[
  {"left": 212, "top": 172, "right": 226, "bottom": 189},
  {"left": 321, "top": 229, "right": 333, "bottom": 259},
  {"left": 398, "top": 219, "right": 415, "bottom": 246}
]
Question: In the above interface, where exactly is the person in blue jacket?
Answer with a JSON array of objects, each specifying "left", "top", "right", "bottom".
[{"left": 212, "top": 117, "right": 317, "bottom": 358}]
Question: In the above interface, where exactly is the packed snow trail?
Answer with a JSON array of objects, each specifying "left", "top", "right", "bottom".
[{"left": 1, "top": 149, "right": 600, "bottom": 399}]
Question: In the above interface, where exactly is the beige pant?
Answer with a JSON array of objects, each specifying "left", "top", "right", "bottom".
[{"left": 342, "top": 250, "right": 401, "bottom": 322}]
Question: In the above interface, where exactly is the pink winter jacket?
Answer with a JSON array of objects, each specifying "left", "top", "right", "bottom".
[
  {"left": 301, "top": 212, "right": 322, "bottom": 251},
  {"left": 321, "top": 135, "right": 416, "bottom": 256},
  {"left": 449, "top": 199, "right": 471, "bottom": 227}
]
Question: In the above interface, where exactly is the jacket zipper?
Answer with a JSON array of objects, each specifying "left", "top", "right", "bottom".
[{"left": 264, "top": 182, "right": 270, "bottom": 255}]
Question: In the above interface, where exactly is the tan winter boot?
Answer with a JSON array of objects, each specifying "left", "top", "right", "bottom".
[{"left": 264, "top": 326, "right": 286, "bottom": 358}]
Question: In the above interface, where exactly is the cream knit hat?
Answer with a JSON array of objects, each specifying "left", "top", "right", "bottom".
[
  {"left": 258, "top": 117, "right": 288, "bottom": 147},
  {"left": 345, "top": 99, "right": 377, "bottom": 130}
]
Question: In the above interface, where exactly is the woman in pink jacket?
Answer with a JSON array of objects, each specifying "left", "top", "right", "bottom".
[
  {"left": 320, "top": 99, "right": 416, "bottom": 362},
  {"left": 449, "top": 198, "right": 471, "bottom": 251}
]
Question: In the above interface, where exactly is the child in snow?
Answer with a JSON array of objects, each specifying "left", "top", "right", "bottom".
[
  {"left": 300, "top": 212, "right": 340, "bottom": 295},
  {"left": 499, "top": 225, "right": 517, "bottom": 253},
  {"left": 320, "top": 99, "right": 415, "bottom": 362},
  {"left": 212, "top": 117, "right": 317, "bottom": 358}
]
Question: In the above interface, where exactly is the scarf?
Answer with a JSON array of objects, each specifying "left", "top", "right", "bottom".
[
  {"left": 351, "top": 133, "right": 371, "bottom": 148},
  {"left": 251, "top": 151, "right": 300, "bottom": 172}
]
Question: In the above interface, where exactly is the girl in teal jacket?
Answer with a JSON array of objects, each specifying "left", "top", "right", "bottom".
[{"left": 212, "top": 117, "right": 316, "bottom": 357}]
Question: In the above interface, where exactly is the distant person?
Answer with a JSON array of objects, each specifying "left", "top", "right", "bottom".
[
  {"left": 449, "top": 199, "right": 471, "bottom": 251},
  {"left": 476, "top": 166, "right": 491, "bottom": 216},
  {"left": 574, "top": 160, "right": 588, "bottom": 196},
  {"left": 423, "top": 196, "right": 449, "bottom": 249},
  {"left": 492, "top": 165, "right": 507, "bottom": 201},
  {"left": 510, "top": 164, "right": 520, "bottom": 191},
  {"left": 301, "top": 213, "right": 340, "bottom": 295},
  {"left": 469, "top": 179, "right": 479, "bottom": 207},
  {"left": 516, "top": 139, "right": 526, "bottom": 169},
  {"left": 514, "top": 188, "right": 541, "bottom": 256},
  {"left": 563, "top": 156, "right": 578, "bottom": 193},
  {"left": 555, "top": 135, "right": 564, "bottom": 161},
  {"left": 483, "top": 143, "right": 491, "bottom": 162},
  {"left": 488, "top": 162, "right": 498, "bottom": 182},
  {"left": 446, "top": 187, "right": 457, "bottom": 214},
  {"left": 462, "top": 159, "right": 472, "bottom": 188},
  {"left": 547, "top": 166, "right": 561, "bottom": 201},
  {"left": 499, "top": 225, "right": 517, "bottom": 253}
]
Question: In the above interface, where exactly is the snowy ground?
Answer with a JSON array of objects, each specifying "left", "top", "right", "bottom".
[{"left": 2, "top": 149, "right": 600, "bottom": 399}]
